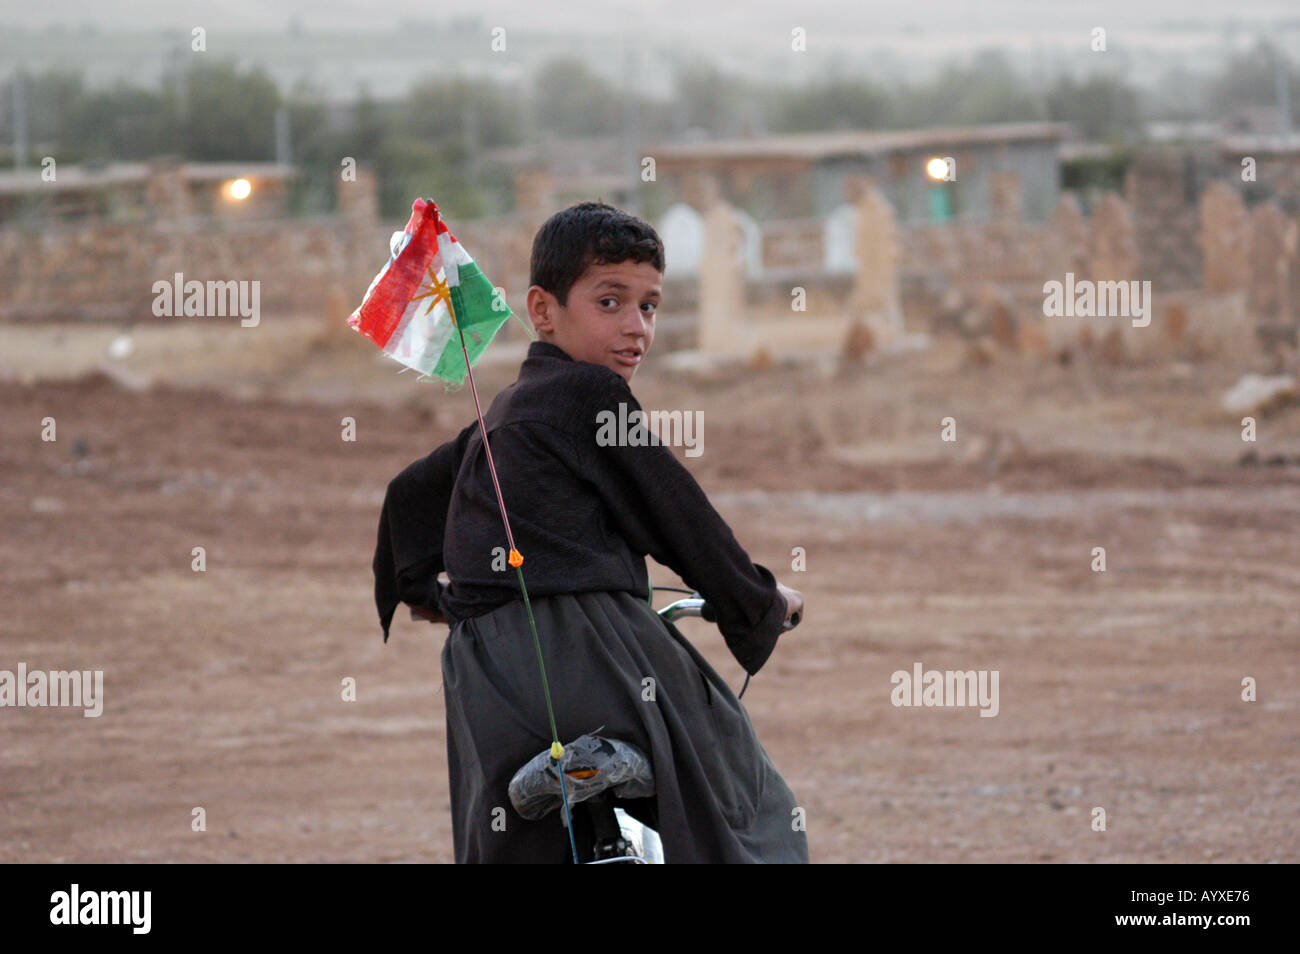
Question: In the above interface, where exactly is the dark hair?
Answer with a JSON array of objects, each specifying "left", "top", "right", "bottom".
[{"left": 529, "top": 200, "right": 665, "bottom": 307}]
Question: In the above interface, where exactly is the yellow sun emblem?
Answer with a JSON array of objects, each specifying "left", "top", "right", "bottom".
[{"left": 411, "top": 265, "right": 455, "bottom": 325}]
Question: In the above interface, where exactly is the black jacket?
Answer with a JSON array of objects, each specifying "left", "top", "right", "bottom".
[{"left": 372, "top": 339, "right": 786, "bottom": 675}]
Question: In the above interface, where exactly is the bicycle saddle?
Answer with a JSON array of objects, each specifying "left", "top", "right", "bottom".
[{"left": 508, "top": 732, "right": 655, "bottom": 821}]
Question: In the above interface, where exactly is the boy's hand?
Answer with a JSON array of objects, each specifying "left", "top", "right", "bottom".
[
  {"left": 776, "top": 582, "right": 803, "bottom": 624},
  {"left": 410, "top": 603, "right": 448, "bottom": 624}
]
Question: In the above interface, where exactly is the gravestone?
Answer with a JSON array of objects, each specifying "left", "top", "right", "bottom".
[
  {"left": 698, "top": 186, "right": 748, "bottom": 357},
  {"left": 1088, "top": 193, "right": 1140, "bottom": 360},
  {"left": 1200, "top": 181, "right": 1250, "bottom": 295},
  {"left": 824, "top": 203, "right": 858, "bottom": 274},
  {"left": 1248, "top": 200, "right": 1294, "bottom": 325},
  {"left": 848, "top": 184, "right": 904, "bottom": 343},
  {"left": 658, "top": 202, "right": 704, "bottom": 276},
  {"left": 1040, "top": 194, "right": 1090, "bottom": 356}
]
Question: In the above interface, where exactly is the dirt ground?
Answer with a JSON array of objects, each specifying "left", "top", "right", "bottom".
[{"left": 2, "top": 322, "right": 1298, "bottom": 863}]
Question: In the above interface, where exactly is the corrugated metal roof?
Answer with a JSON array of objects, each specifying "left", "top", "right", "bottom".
[
  {"left": 0, "top": 161, "right": 297, "bottom": 196},
  {"left": 648, "top": 122, "right": 1073, "bottom": 162},
  {"left": 0, "top": 161, "right": 150, "bottom": 194},
  {"left": 1218, "top": 134, "right": 1300, "bottom": 155}
]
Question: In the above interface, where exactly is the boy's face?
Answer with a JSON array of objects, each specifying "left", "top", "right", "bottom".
[{"left": 528, "top": 259, "right": 661, "bottom": 383}]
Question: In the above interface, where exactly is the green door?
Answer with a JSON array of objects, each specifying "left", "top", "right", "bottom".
[{"left": 928, "top": 182, "right": 953, "bottom": 223}]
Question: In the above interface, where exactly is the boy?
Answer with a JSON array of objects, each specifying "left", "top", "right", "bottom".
[{"left": 372, "top": 201, "right": 808, "bottom": 863}]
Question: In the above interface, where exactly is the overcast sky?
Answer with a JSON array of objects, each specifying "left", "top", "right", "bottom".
[
  {"left": 2, "top": 0, "right": 1298, "bottom": 34},
  {"left": 3, "top": 0, "right": 1297, "bottom": 101}
]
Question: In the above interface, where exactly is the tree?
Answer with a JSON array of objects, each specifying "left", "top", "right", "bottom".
[
  {"left": 1045, "top": 74, "right": 1141, "bottom": 142},
  {"left": 1206, "top": 37, "right": 1300, "bottom": 121},
  {"left": 182, "top": 60, "right": 281, "bottom": 160},
  {"left": 77, "top": 82, "right": 176, "bottom": 159},
  {"left": 405, "top": 75, "right": 525, "bottom": 149},
  {"left": 903, "top": 49, "right": 1047, "bottom": 127},
  {"left": 531, "top": 57, "right": 620, "bottom": 136},
  {"left": 767, "top": 75, "right": 894, "bottom": 134}
]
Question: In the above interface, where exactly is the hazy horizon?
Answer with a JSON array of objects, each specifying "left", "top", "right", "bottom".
[
  {"left": 3, "top": 0, "right": 1299, "bottom": 104},
  {"left": 4, "top": 0, "right": 1300, "bottom": 32}
]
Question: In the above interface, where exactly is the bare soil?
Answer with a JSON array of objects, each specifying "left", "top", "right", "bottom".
[{"left": 2, "top": 325, "right": 1298, "bottom": 862}]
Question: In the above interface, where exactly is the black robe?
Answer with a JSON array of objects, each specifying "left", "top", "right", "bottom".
[{"left": 372, "top": 340, "right": 808, "bottom": 863}]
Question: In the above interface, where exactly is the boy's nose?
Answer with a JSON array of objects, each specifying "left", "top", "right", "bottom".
[{"left": 621, "top": 309, "right": 650, "bottom": 336}]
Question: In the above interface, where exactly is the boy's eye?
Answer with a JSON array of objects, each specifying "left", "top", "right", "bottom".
[{"left": 598, "top": 296, "right": 657, "bottom": 315}]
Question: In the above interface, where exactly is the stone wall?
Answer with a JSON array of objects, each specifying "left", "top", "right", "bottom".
[
  {"left": 0, "top": 216, "right": 385, "bottom": 322},
  {"left": 700, "top": 159, "right": 1297, "bottom": 364},
  {"left": 6, "top": 149, "right": 1296, "bottom": 367},
  {"left": 0, "top": 165, "right": 541, "bottom": 327}
]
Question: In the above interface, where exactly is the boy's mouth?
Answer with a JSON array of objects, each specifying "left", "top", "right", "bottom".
[{"left": 612, "top": 347, "right": 643, "bottom": 368}]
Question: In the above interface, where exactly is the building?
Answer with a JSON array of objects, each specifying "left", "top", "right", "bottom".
[
  {"left": 646, "top": 121, "right": 1073, "bottom": 225},
  {"left": 0, "top": 159, "right": 298, "bottom": 225}
]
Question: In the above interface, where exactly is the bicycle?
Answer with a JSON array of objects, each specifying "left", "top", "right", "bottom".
[
  {"left": 507, "top": 589, "right": 801, "bottom": 864},
  {"left": 411, "top": 587, "right": 801, "bottom": 864}
]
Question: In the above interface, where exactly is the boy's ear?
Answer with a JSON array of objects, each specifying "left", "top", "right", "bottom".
[{"left": 526, "top": 284, "right": 557, "bottom": 336}]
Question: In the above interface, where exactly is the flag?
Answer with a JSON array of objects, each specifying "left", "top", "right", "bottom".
[
  {"left": 354, "top": 200, "right": 574, "bottom": 856},
  {"left": 348, "top": 197, "right": 522, "bottom": 385}
]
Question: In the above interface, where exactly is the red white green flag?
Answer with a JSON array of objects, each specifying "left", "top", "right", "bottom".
[{"left": 348, "top": 197, "right": 523, "bottom": 385}]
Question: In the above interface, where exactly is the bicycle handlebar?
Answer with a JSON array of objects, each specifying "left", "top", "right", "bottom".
[{"left": 658, "top": 595, "right": 801, "bottom": 631}]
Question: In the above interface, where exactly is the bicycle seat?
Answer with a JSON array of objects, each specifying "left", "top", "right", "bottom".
[{"left": 508, "top": 733, "right": 655, "bottom": 821}]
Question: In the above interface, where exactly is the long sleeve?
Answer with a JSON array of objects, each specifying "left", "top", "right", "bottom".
[
  {"left": 373, "top": 421, "right": 477, "bottom": 641},
  {"left": 574, "top": 378, "right": 788, "bottom": 675}
]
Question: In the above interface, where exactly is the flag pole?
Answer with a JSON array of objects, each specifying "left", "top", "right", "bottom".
[{"left": 439, "top": 226, "right": 580, "bottom": 864}]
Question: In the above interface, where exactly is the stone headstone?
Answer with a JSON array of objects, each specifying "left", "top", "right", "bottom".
[
  {"left": 1088, "top": 193, "right": 1138, "bottom": 283},
  {"left": 824, "top": 203, "right": 858, "bottom": 274},
  {"left": 848, "top": 184, "right": 904, "bottom": 343},
  {"left": 1088, "top": 193, "right": 1140, "bottom": 360},
  {"left": 698, "top": 197, "right": 747, "bottom": 356},
  {"left": 1040, "top": 194, "right": 1090, "bottom": 357},
  {"left": 1248, "top": 200, "right": 1295, "bottom": 324},
  {"left": 1200, "top": 181, "right": 1250, "bottom": 295},
  {"left": 658, "top": 202, "right": 704, "bottom": 276}
]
